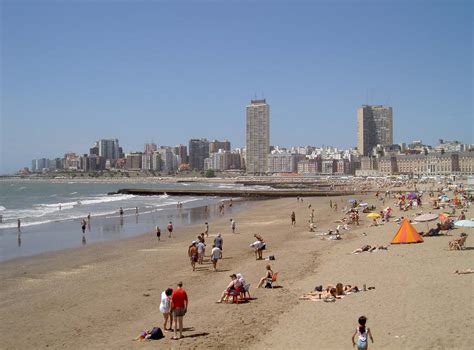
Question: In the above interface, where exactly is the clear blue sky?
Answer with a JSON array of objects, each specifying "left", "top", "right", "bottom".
[{"left": 1, "top": 0, "right": 472, "bottom": 174}]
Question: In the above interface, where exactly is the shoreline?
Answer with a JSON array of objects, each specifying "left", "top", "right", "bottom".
[{"left": 1, "top": 194, "right": 472, "bottom": 349}]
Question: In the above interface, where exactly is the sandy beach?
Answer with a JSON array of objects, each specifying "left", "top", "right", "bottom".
[{"left": 1, "top": 193, "right": 472, "bottom": 349}]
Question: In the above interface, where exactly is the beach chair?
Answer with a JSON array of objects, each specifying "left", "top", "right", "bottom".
[
  {"left": 225, "top": 287, "right": 241, "bottom": 304},
  {"left": 450, "top": 235, "right": 468, "bottom": 250},
  {"left": 240, "top": 283, "right": 251, "bottom": 300}
]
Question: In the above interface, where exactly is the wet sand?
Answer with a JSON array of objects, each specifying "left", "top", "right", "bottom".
[{"left": 1, "top": 194, "right": 472, "bottom": 349}]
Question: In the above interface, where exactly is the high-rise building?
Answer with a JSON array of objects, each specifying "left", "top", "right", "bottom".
[
  {"left": 357, "top": 105, "right": 393, "bottom": 156},
  {"left": 188, "top": 139, "right": 209, "bottom": 170},
  {"left": 173, "top": 144, "right": 188, "bottom": 165},
  {"left": 98, "top": 139, "right": 120, "bottom": 160},
  {"left": 246, "top": 99, "right": 270, "bottom": 174},
  {"left": 209, "top": 140, "right": 231, "bottom": 153},
  {"left": 158, "top": 147, "right": 178, "bottom": 173}
]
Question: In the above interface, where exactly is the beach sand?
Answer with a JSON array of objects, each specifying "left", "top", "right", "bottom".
[{"left": 1, "top": 194, "right": 472, "bottom": 349}]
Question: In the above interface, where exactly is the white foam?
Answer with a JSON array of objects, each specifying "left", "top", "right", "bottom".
[{"left": 0, "top": 206, "right": 5, "bottom": 211}]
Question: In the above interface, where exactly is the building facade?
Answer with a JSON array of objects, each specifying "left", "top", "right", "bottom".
[
  {"left": 98, "top": 139, "right": 120, "bottom": 161},
  {"left": 188, "top": 139, "right": 209, "bottom": 170},
  {"left": 357, "top": 105, "right": 393, "bottom": 156},
  {"left": 246, "top": 99, "right": 270, "bottom": 174},
  {"left": 209, "top": 140, "right": 231, "bottom": 154}
]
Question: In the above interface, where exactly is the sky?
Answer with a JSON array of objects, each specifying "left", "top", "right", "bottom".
[{"left": 1, "top": 0, "right": 472, "bottom": 174}]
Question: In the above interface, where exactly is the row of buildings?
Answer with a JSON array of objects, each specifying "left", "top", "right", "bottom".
[{"left": 27, "top": 99, "right": 473, "bottom": 176}]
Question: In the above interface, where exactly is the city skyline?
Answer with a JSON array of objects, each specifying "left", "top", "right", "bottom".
[{"left": 1, "top": 0, "right": 472, "bottom": 174}]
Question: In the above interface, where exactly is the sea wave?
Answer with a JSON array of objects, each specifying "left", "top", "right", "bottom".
[{"left": 0, "top": 206, "right": 5, "bottom": 211}]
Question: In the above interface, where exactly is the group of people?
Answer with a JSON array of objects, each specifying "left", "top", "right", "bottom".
[
  {"left": 159, "top": 282, "right": 188, "bottom": 340},
  {"left": 187, "top": 233, "right": 224, "bottom": 271}
]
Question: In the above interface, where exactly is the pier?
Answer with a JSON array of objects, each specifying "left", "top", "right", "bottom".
[{"left": 115, "top": 188, "right": 355, "bottom": 198}]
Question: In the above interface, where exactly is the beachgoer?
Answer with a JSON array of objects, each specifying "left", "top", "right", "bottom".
[
  {"left": 156, "top": 226, "right": 161, "bottom": 240},
  {"left": 59, "top": 204, "right": 62, "bottom": 211},
  {"left": 229, "top": 199, "right": 233, "bottom": 208},
  {"left": 352, "top": 316, "right": 374, "bottom": 349},
  {"left": 330, "top": 200, "right": 333, "bottom": 208},
  {"left": 214, "top": 233, "right": 223, "bottom": 256},
  {"left": 204, "top": 222, "right": 209, "bottom": 237},
  {"left": 197, "top": 240, "right": 205, "bottom": 264},
  {"left": 250, "top": 239, "right": 266, "bottom": 260},
  {"left": 230, "top": 219, "right": 236, "bottom": 233},
  {"left": 309, "top": 221, "right": 315, "bottom": 232},
  {"left": 135, "top": 206, "right": 139, "bottom": 215},
  {"left": 119, "top": 207, "right": 124, "bottom": 216},
  {"left": 257, "top": 265, "right": 274, "bottom": 288},
  {"left": 170, "top": 282, "right": 188, "bottom": 340},
  {"left": 159, "top": 288, "right": 173, "bottom": 331},
  {"left": 167, "top": 221, "right": 173, "bottom": 238},
  {"left": 216, "top": 274, "right": 242, "bottom": 303},
  {"left": 334, "top": 203, "right": 338, "bottom": 212},
  {"left": 17, "top": 219, "right": 21, "bottom": 231},
  {"left": 87, "top": 213, "right": 91, "bottom": 221},
  {"left": 210, "top": 245, "right": 222, "bottom": 271},
  {"left": 81, "top": 219, "right": 87, "bottom": 233},
  {"left": 188, "top": 242, "right": 198, "bottom": 271},
  {"left": 352, "top": 245, "right": 372, "bottom": 254},
  {"left": 454, "top": 269, "right": 474, "bottom": 274},
  {"left": 291, "top": 211, "right": 296, "bottom": 227}
]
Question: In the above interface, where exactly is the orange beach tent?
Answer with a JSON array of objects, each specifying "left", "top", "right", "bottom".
[{"left": 391, "top": 218, "right": 424, "bottom": 244}]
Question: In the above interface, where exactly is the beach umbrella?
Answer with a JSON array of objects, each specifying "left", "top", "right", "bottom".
[
  {"left": 414, "top": 213, "right": 439, "bottom": 222},
  {"left": 454, "top": 220, "right": 474, "bottom": 228},
  {"left": 415, "top": 213, "right": 439, "bottom": 230},
  {"left": 367, "top": 212, "right": 381, "bottom": 219}
]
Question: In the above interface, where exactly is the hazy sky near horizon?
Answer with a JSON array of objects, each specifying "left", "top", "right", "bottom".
[{"left": 1, "top": 0, "right": 472, "bottom": 174}]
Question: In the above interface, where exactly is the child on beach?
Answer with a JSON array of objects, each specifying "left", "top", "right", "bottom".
[
  {"left": 156, "top": 226, "right": 161, "bottom": 240},
  {"left": 352, "top": 316, "right": 374, "bottom": 349},
  {"left": 167, "top": 221, "right": 173, "bottom": 238}
]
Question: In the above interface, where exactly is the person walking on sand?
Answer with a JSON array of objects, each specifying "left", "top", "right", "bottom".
[
  {"left": 204, "top": 222, "right": 209, "bottom": 237},
  {"left": 214, "top": 233, "right": 223, "bottom": 257},
  {"left": 230, "top": 219, "right": 236, "bottom": 233},
  {"left": 210, "top": 244, "right": 222, "bottom": 271},
  {"left": 81, "top": 219, "right": 87, "bottom": 234},
  {"left": 170, "top": 282, "right": 188, "bottom": 340},
  {"left": 188, "top": 242, "right": 198, "bottom": 271},
  {"left": 334, "top": 202, "right": 338, "bottom": 212},
  {"left": 167, "top": 221, "right": 173, "bottom": 238},
  {"left": 352, "top": 316, "right": 374, "bottom": 349},
  {"left": 291, "top": 211, "right": 296, "bottom": 227},
  {"left": 159, "top": 288, "right": 173, "bottom": 331},
  {"left": 156, "top": 225, "right": 161, "bottom": 241}
]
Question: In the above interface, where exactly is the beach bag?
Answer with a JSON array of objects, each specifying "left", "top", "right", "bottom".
[
  {"left": 269, "top": 255, "right": 275, "bottom": 260},
  {"left": 149, "top": 327, "right": 164, "bottom": 340}
]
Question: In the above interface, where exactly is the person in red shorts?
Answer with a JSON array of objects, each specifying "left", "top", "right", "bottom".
[{"left": 170, "top": 281, "right": 188, "bottom": 340}]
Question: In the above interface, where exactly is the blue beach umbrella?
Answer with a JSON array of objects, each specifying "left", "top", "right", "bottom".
[{"left": 454, "top": 220, "right": 474, "bottom": 228}]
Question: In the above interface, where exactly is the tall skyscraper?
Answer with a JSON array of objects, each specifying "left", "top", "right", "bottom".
[
  {"left": 188, "top": 139, "right": 209, "bottom": 170},
  {"left": 357, "top": 105, "right": 393, "bottom": 156},
  {"left": 98, "top": 139, "right": 120, "bottom": 160},
  {"left": 246, "top": 99, "right": 270, "bottom": 174}
]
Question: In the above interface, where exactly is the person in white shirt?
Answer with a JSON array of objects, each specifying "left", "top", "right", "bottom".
[
  {"left": 159, "top": 288, "right": 173, "bottom": 331},
  {"left": 210, "top": 245, "right": 222, "bottom": 271},
  {"left": 250, "top": 240, "right": 265, "bottom": 260}
]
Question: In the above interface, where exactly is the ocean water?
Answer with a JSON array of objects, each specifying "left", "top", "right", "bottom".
[{"left": 0, "top": 180, "right": 250, "bottom": 262}]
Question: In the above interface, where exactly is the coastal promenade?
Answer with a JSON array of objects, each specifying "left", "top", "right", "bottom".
[{"left": 115, "top": 187, "right": 356, "bottom": 198}]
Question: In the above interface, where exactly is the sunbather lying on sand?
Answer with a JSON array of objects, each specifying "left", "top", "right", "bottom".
[
  {"left": 454, "top": 269, "right": 474, "bottom": 274},
  {"left": 352, "top": 245, "right": 388, "bottom": 254}
]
